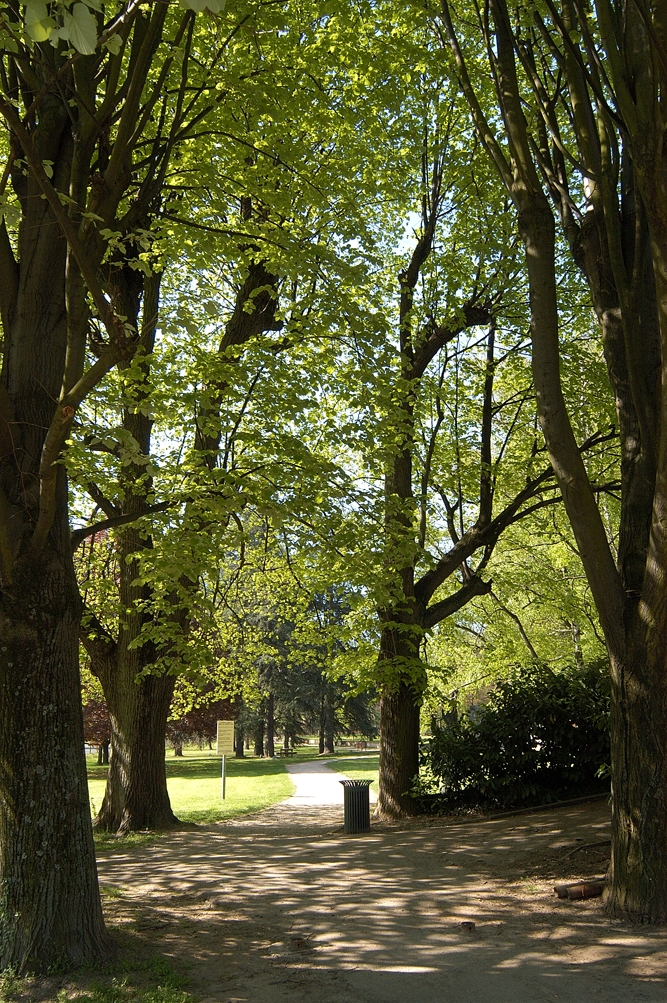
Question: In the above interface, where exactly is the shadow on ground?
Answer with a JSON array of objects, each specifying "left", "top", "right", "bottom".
[{"left": 97, "top": 800, "right": 667, "bottom": 1003}]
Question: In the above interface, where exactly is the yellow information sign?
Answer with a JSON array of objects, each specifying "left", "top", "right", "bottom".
[{"left": 216, "top": 720, "right": 235, "bottom": 756}]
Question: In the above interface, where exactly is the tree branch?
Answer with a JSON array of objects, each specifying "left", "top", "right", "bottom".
[
  {"left": 71, "top": 501, "right": 171, "bottom": 551},
  {"left": 410, "top": 302, "right": 492, "bottom": 379},
  {"left": 423, "top": 575, "right": 493, "bottom": 629}
]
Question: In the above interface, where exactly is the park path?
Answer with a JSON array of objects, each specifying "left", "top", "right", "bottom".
[
  {"left": 96, "top": 791, "right": 667, "bottom": 1003},
  {"left": 283, "top": 757, "right": 378, "bottom": 806}
]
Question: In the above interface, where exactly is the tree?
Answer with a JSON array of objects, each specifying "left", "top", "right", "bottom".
[
  {"left": 166, "top": 695, "right": 237, "bottom": 755},
  {"left": 438, "top": 0, "right": 667, "bottom": 921},
  {"left": 76, "top": 244, "right": 281, "bottom": 831},
  {"left": 69, "top": 0, "right": 418, "bottom": 831},
  {"left": 82, "top": 699, "right": 111, "bottom": 764},
  {"left": 322, "top": 87, "right": 609, "bottom": 817},
  {"left": 0, "top": 0, "right": 285, "bottom": 968}
]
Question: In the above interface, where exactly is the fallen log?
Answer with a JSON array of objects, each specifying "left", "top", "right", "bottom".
[{"left": 554, "top": 878, "right": 606, "bottom": 900}]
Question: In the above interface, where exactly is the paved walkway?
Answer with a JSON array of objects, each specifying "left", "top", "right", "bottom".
[{"left": 284, "top": 757, "right": 378, "bottom": 806}]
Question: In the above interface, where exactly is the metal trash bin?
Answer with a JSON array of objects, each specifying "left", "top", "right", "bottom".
[{"left": 340, "top": 779, "right": 372, "bottom": 833}]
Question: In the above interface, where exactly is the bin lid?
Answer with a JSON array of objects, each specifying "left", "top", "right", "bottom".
[{"left": 339, "top": 779, "right": 372, "bottom": 786}]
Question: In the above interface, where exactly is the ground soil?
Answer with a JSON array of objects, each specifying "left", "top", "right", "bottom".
[{"left": 86, "top": 796, "right": 667, "bottom": 1003}]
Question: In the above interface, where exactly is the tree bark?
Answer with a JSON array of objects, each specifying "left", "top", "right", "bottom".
[
  {"left": 323, "top": 685, "right": 335, "bottom": 754},
  {"left": 378, "top": 679, "right": 421, "bottom": 818},
  {"left": 253, "top": 711, "right": 264, "bottom": 757},
  {"left": 0, "top": 91, "right": 112, "bottom": 966},
  {"left": 320, "top": 682, "right": 335, "bottom": 754},
  {"left": 265, "top": 693, "right": 275, "bottom": 757},
  {"left": 96, "top": 670, "right": 178, "bottom": 833},
  {"left": 0, "top": 548, "right": 112, "bottom": 970}
]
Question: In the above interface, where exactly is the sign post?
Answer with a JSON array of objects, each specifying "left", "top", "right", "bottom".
[{"left": 216, "top": 720, "right": 234, "bottom": 800}]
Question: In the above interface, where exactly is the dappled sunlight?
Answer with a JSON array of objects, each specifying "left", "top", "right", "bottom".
[{"left": 97, "top": 800, "right": 667, "bottom": 1002}]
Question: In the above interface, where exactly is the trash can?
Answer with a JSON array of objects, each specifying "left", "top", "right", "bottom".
[{"left": 340, "top": 779, "right": 372, "bottom": 834}]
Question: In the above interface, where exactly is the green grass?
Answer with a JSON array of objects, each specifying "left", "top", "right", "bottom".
[
  {"left": 87, "top": 748, "right": 295, "bottom": 827},
  {"left": 0, "top": 957, "right": 193, "bottom": 1003},
  {"left": 56, "top": 983, "right": 192, "bottom": 1003},
  {"left": 329, "top": 754, "right": 380, "bottom": 792}
]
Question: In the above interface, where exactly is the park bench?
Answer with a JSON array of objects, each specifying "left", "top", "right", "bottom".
[{"left": 275, "top": 748, "right": 296, "bottom": 757}]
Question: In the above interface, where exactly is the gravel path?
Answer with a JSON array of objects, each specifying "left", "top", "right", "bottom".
[
  {"left": 284, "top": 757, "right": 378, "bottom": 806},
  {"left": 95, "top": 793, "right": 667, "bottom": 1003}
]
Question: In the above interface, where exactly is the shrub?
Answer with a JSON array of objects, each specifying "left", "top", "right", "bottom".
[{"left": 417, "top": 662, "right": 609, "bottom": 812}]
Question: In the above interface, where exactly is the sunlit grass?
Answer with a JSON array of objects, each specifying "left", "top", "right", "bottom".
[
  {"left": 328, "top": 754, "right": 380, "bottom": 792},
  {"left": 87, "top": 748, "right": 296, "bottom": 827}
]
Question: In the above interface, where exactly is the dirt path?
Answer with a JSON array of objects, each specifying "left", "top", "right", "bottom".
[
  {"left": 96, "top": 796, "right": 667, "bottom": 1003},
  {"left": 284, "top": 758, "right": 378, "bottom": 805}
]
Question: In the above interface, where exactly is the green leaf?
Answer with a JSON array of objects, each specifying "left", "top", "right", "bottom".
[
  {"left": 104, "top": 32, "right": 122, "bottom": 55},
  {"left": 179, "top": 0, "right": 225, "bottom": 10},
  {"left": 63, "top": 2, "right": 97, "bottom": 54},
  {"left": 25, "top": 1, "right": 54, "bottom": 42}
]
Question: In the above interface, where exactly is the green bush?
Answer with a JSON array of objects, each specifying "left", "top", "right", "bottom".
[{"left": 417, "top": 662, "right": 609, "bottom": 812}]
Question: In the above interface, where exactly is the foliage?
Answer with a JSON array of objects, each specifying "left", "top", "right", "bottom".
[
  {"left": 82, "top": 700, "right": 111, "bottom": 748},
  {"left": 165, "top": 697, "right": 236, "bottom": 753},
  {"left": 418, "top": 662, "right": 610, "bottom": 811}
]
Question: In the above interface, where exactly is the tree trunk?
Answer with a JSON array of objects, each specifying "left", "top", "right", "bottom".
[
  {"left": 253, "top": 712, "right": 264, "bottom": 757},
  {"left": 378, "top": 679, "right": 421, "bottom": 818},
  {"left": 603, "top": 642, "right": 667, "bottom": 921},
  {"left": 235, "top": 727, "right": 245, "bottom": 758},
  {"left": 0, "top": 102, "right": 112, "bottom": 966},
  {"left": 0, "top": 552, "right": 112, "bottom": 970},
  {"left": 323, "top": 686, "right": 335, "bottom": 754},
  {"left": 173, "top": 742, "right": 183, "bottom": 757},
  {"left": 95, "top": 671, "right": 178, "bottom": 833},
  {"left": 97, "top": 744, "right": 104, "bottom": 766},
  {"left": 265, "top": 693, "right": 275, "bottom": 757},
  {"left": 318, "top": 693, "right": 325, "bottom": 753}
]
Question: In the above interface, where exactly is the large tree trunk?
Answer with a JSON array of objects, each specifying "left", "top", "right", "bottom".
[
  {"left": 95, "top": 670, "right": 178, "bottom": 833},
  {"left": 0, "top": 550, "right": 111, "bottom": 970},
  {"left": 605, "top": 638, "right": 667, "bottom": 921},
  {"left": 0, "top": 101, "right": 111, "bottom": 966},
  {"left": 378, "top": 678, "right": 421, "bottom": 818}
]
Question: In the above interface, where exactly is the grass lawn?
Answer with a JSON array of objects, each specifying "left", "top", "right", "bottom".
[
  {"left": 87, "top": 748, "right": 295, "bottom": 828},
  {"left": 0, "top": 953, "right": 194, "bottom": 1003},
  {"left": 329, "top": 754, "right": 379, "bottom": 792}
]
